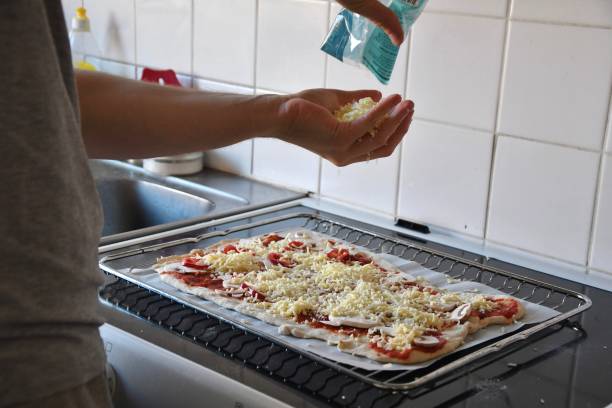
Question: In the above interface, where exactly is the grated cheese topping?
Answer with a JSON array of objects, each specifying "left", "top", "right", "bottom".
[{"left": 170, "top": 231, "right": 500, "bottom": 351}]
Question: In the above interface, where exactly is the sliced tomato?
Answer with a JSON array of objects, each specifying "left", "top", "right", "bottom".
[
  {"left": 268, "top": 252, "right": 281, "bottom": 265},
  {"left": 239, "top": 282, "right": 265, "bottom": 301},
  {"left": 289, "top": 240, "right": 304, "bottom": 248},
  {"left": 368, "top": 342, "right": 412, "bottom": 360},
  {"left": 352, "top": 252, "right": 372, "bottom": 265},
  {"left": 251, "top": 289, "right": 266, "bottom": 301},
  {"left": 279, "top": 258, "right": 296, "bottom": 268},
  {"left": 223, "top": 245, "right": 238, "bottom": 254},
  {"left": 166, "top": 271, "right": 221, "bottom": 288},
  {"left": 423, "top": 329, "right": 443, "bottom": 337},
  {"left": 337, "top": 249, "right": 351, "bottom": 263},
  {"left": 326, "top": 248, "right": 339, "bottom": 259},
  {"left": 262, "top": 234, "right": 283, "bottom": 247},
  {"left": 181, "top": 257, "right": 209, "bottom": 270},
  {"left": 475, "top": 298, "right": 519, "bottom": 319}
]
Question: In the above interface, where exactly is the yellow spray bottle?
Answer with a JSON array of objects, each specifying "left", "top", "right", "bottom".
[{"left": 69, "top": 4, "right": 101, "bottom": 71}]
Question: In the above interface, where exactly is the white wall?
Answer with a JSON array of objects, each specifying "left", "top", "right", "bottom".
[{"left": 62, "top": 0, "right": 612, "bottom": 279}]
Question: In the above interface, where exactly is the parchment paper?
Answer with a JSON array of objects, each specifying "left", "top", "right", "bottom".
[{"left": 119, "top": 233, "right": 560, "bottom": 372}]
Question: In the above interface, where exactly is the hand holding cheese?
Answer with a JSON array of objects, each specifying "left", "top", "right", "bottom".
[
  {"left": 278, "top": 89, "right": 414, "bottom": 167},
  {"left": 77, "top": 71, "right": 413, "bottom": 167}
]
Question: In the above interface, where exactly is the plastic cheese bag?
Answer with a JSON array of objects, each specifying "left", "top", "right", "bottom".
[{"left": 321, "top": 0, "right": 428, "bottom": 84}]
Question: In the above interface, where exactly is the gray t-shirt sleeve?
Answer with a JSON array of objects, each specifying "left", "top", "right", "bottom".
[{"left": 0, "top": 1, "right": 106, "bottom": 405}]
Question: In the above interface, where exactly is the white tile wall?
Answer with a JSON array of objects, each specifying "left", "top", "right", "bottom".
[
  {"left": 256, "top": 0, "right": 328, "bottom": 93},
  {"left": 63, "top": 0, "right": 612, "bottom": 281},
  {"left": 252, "top": 138, "right": 320, "bottom": 192},
  {"left": 590, "top": 155, "right": 612, "bottom": 273},
  {"left": 407, "top": 13, "right": 505, "bottom": 131},
  {"left": 88, "top": 57, "right": 136, "bottom": 79},
  {"left": 320, "top": 153, "right": 400, "bottom": 215},
  {"left": 426, "top": 0, "right": 508, "bottom": 18},
  {"left": 398, "top": 120, "right": 493, "bottom": 237},
  {"left": 487, "top": 136, "right": 599, "bottom": 264},
  {"left": 607, "top": 103, "right": 612, "bottom": 154},
  {"left": 193, "top": 0, "right": 256, "bottom": 86},
  {"left": 194, "top": 79, "right": 254, "bottom": 176},
  {"left": 87, "top": 0, "right": 136, "bottom": 63},
  {"left": 61, "top": 0, "right": 81, "bottom": 32},
  {"left": 512, "top": 0, "right": 612, "bottom": 27},
  {"left": 499, "top": 22, "right": 612, "bottom": 151},
  {"left": 135, "top": 0, "right": 192, "bottom": 74}
]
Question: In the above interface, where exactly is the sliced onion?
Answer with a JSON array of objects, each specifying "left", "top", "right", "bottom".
[
  {"left": 318, "top": 320, "right": 341, "bottom": 327},
  {"left": 326, "top": 316, "right": 380, "bottom": 328},
  {"left": 450, "top": 303, "right": 472, "bottom": 321},
  {"left": 374, "top": 326, "right": 397, "bottom": 336},
  {"left": 413, "top": 335, "right": 442, "bottom": 348},
  {"left": 222, "top": 280, "right": 241, "bottom": 289},
  {"left": 431, "top": 302, "right": 456, "bottom": 312}
]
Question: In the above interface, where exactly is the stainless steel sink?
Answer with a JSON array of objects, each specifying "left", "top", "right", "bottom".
[
  {"left": 96, "top": 179, "right": 214, "bottom": 237},
  {"left": 90, "top": 160, "right": 305, "bottom": 245}
]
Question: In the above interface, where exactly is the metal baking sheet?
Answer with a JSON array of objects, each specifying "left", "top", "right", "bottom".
[
  {"left": 99, "top": 211, "right": 591, "bottom": 389},
  {"left": 102, "top": 226, "right": 558, "bottom": 371}
]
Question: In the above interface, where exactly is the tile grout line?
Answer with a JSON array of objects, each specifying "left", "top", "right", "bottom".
[
  {"left": 190, "top": 0, "right": 195, "bottom": 86},
  {"left": 317, "top": 1, "right": 332, "bottom": 195},
  {"left": 382, "top": 114, "right": 602, "bottom": 154},
  {"left": 251, "top": 0, "right": 261, "bottom": 177},
  {"left": 132, "top": 0, "right": 138, "bottom": 79},
  {"left": 423, "top": 9, "right": 612, "bottom": 30},
  {"left": 412, "top": 116, "right": 491, "bottom": 135},
  {"left": 584, "top": 86, "right": 612, "bottom": 270},
  {"left": 485, "top": 237, "right": 591, "bottom": 269},
  {"left": 393, "top": 26, "right": 413, "bottom": 220},
  {"left": 495, "top": 132, "right": 602, "bottom": 154},
  {"left": 482, "top": 0, "right": 513, "bottom": 242}
]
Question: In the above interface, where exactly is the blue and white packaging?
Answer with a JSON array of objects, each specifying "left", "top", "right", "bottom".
[{"left": 321, "top": 0, "right": 428, "bottom": 84}]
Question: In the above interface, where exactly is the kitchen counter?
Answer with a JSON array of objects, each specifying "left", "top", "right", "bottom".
[{"left": 98, "top": 201, "right": 612, "bottom": 408}]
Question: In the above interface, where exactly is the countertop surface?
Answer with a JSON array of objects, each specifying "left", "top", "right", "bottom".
[{"left": 98, "top": 203, "right": 612, "bottom": 408}]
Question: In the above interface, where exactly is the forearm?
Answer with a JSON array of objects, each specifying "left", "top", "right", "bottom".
[{"left": 76, "top": 70, "right": 286, "bottom": 159}]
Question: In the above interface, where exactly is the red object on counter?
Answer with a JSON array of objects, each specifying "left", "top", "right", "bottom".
[{"left": 140, "top": 68, "right": 182, "bottom": 86}]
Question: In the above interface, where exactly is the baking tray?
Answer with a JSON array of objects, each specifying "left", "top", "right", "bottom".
[{"left": 99, "top": 212, "right": 592, "bottom": 390}]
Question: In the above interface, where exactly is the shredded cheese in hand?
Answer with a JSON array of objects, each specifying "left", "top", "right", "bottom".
[{"left": 334, "top": 97, "right": 378, "bottom": 122}]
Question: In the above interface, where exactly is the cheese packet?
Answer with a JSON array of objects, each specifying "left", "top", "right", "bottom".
[{"left": 321, "top": 0, "right": 428, "bottom": 85}]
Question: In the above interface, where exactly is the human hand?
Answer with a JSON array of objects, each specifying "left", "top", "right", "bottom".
[
  {"left": 336, "top": 0, "right": 404, "bottom": 45},
  {"left": 277, "top": 89, "right": 414, "bottom": 167}
]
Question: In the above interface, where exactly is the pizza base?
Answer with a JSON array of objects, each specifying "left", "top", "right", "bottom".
[
  {"left": 160, "top": 273, "right": 470, "bottom": 365},
  {"left": 342, "top": 324, "right": 469, "bottom": 364},
  {"left": 153, "top": 231, "right": 525, "bottom": 366},
  {"left": 159, "top": 272, "right": 364, "bottom": 345},
  {"left": 467, "top": 296, "right": 525, "bottom": 333}
]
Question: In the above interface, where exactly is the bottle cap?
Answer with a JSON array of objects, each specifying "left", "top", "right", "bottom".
[{"left": 72, "top": 7, "right": 90, "bottom": 31}]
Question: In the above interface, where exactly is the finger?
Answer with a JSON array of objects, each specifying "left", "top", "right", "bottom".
[
  {"left": 348, "top": 112, "right": 413, "bottom": 164},
  {"left": 346, "top": 103, "right": 408, "bottom": 160},
  {"left": 337, "top": 0, "right": 404, "bottom": 45},
  {"left": 347, "top": 94, "right": 403, "bottom": 140},
  {"left": 346, "top": 100, "right": 412, "bottom": 156}
]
